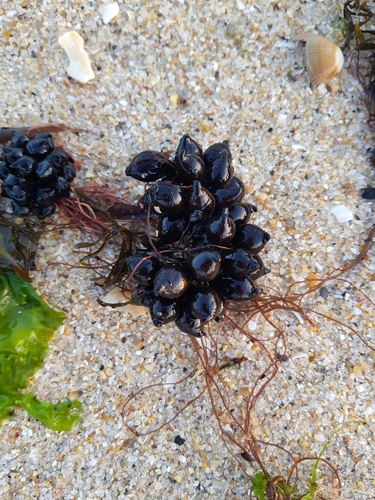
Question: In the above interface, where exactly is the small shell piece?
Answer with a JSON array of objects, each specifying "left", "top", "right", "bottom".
[
  {"left": 102, "top": 287, "right": 148, "bottom": 318},
  {"left": 102, "top": 3, "right": 120, "bottom": 25},
  {"left": 58, "top": 31, "right": 95, "bottom": 83},
  {"left": 294, "top": 33, "right": 344, "bottom": 86},
  {"left": 330, "top": 204, "right": 353, "bottom": 223}
]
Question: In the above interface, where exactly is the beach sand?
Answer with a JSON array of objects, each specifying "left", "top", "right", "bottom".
[{"left": 0, "top": 1, "right": 374, "bottom": 498}]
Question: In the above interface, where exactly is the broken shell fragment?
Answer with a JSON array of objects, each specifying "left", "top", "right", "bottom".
[
  {"left": 102, "top": 287, "right": 148, "bottom": 318},
  {"left": 58, "top": 31, "right": 95, "bottom": 83},
  {"left": 102, "top": 3, "right": 120, "bottom": 25},
  {"left": 330, "top": 204, "right": 353, "bottom": 224},
  {"left": 294, "top": 33, "right": 344, "bottom": 86}
]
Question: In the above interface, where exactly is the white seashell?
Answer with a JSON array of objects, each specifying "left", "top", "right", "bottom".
[
  {"left": 291, "top": 352, "right": 309, "bottom": 360},
  {"left": 102, "top": 3, "right": 119, "bottom": 25},
  {"left": 123, "top": 302, "right": 149, "bottom": 319},
  {"left": 102, "top": 287, "right": 148, "bottom": 318},
  {"left": 102, "top": 287, "right": 129, "bottom": 304},
  {"left": 330, "top": 204, "right": 353, "bottom": 223},
  {"left": 294, "top": 33, "right": 344, "bottom": 86},
  {"left": 58, "top": 31, "right": 95, "bottom": 83},
  {"left": 291, "top": 311, "right": 304, "bottom": 324}
]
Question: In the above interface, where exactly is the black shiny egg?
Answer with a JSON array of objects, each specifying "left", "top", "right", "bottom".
[
  {"left": 131, "top": 287, "right": 155, "bottom": 307},
  {"left": 25, "top": 134, "right": 54, "bottom": 160},
  {"left": 176, "top": 154, "right": 205, "bottom": 184},
  {"left": 35, "top": 187, "right": 57, "bottom": 208},
  {"left": 228, "top": 203, "right": 257, "bottom": 225},
  {"left": 10, "top": 131, "right": 29, "bottom": 149},
  {"left": 188, "top": 180, "right": 215, "bottom": 222},
  {"left": 157, "top": 214, "right": 186, "bottom": 244},
  {"left": 211, "top": 176, "right": 245, "bottom": 209},
  {"left": 175, "top": 134, "right": 205, "bottom": 183},
  {"left": 249, "top": 254, "right": 268, "bottom": 280},
  {"left": 9, "top": 157, "right": 35, "bottom": 177},
  {"left": 11, "top": 200, "right": 30, "bottom": 215},
  {"left": 206, "top": 208, "right": 236, "bottom": 245},
  {"left": 125, "top": 150, "right": 174, "bottom": 182},
  {"left": 2, "top": 147, "right": 24, "bottom": 164},
  {"left": 36, "top": 151, "right": 67, "bottom": 180},
  {"left": 35, "top": 158, "right": 56, "bottom": 181},
  {"left": 175, "top": 303, "right": 203, "bottom": 337},
  {"left": 150, "top": 297, "right": 179, "bottom": 327},
  {"left": 150, "top": 182, "right": 185, "bottom": 215},
  {"left": 62, "top": 165, "right": 76, "bottom": 183},
  {"left": 137, "top": 187, "right": 154, "bottom": 212},
  {"left": 189, "top": 224, "right": 209, "bottom": 248},
  {"left": 185, "top": 249, "right": 222, "bottom": 281},
  {"left": 187, "top": 286, "right": 225, "bottom": 322},
  {"left": 36, "top": 204, "right": 56, "bottom": 220},
  {"left": 176, "top": 133, "right": 203, "bottom": 156},
  {"left": 47, "top": 149, "right": 69, "bottom": 169},
  {"left": 0, "top": 162, "right": 10, "bottom": 181},
  {"left": 2, "top": 174, "right": 29, "bottom": 206},
  {"left": 232, "top": 223, "right": 271, "bottom": 254},
  {"left": 214, "top": 274, "right": 259, "bottom": 301},
  {"left": 54, "top": 176, "right": 70, "bottom": 196},
  {"left": 221, "top": 249, "right": 260, "bottom": 277},
  {"left": 125, "top": 254, "right": 161, "bottom": 287},
  {"left": 153, "top": 265, "right": 189, "bottom": 299},
  {"left": 203, "top": 140, "right": 233, "bottom": 188}
]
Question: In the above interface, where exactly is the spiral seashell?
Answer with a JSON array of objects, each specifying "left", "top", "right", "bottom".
[{"left": 294, "top": 33, "right": 344, "bottom": 86}]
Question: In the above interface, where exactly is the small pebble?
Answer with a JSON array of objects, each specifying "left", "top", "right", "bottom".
[
  {"left": 247, "top": 320, "right": 257, "bottom": 331},
  {"left": 149, "top": 74, "right": 160, "bottom": 87},
  {"left": 170, "top": 94, "right": 179, "bottom": 105},
  {"left": 320, "top": 287, "right": 329, "bottom": 298},
  {"left": 352, "top": 365, "right": 363, "bottom": 376},
  {"left": 257, "top": 192, "right": 267, "bottom": 203},
  {"left": 314, "top": 433, "right": 326, "bottom": 442},
  {"left": 174, "top": 435, "right": 186, "bottom": 446}
]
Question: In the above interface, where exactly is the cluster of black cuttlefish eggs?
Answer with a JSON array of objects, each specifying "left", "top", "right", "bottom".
[
  {"left": 0, "top": 132, "right": 76, "bottom": 219},
  {"left": 124, "top": 134, "right": 271, "bottom": 337}
]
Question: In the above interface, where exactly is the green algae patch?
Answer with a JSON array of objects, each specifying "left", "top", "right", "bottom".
[{"left": 0, "top": 268, "right": 82, "bottom": 431}]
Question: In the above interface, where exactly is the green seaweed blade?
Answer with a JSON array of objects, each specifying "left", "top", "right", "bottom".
[
  {"left": 0, "top": 268, "right": 82, "bottom": 431},
  {"left": 251, "top": 472, "right": 267, "bottom": 500},
  {"left": 16, "top": 394, "right": 82, "bottom": 431}
]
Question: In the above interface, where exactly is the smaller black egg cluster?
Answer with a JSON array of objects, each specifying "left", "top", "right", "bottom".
[
  {"left": 0, "top": 132, "right": 76, "bottom": 219},
  {"left": 124, "top": 134, "right": 271, "bottom": 337}
]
